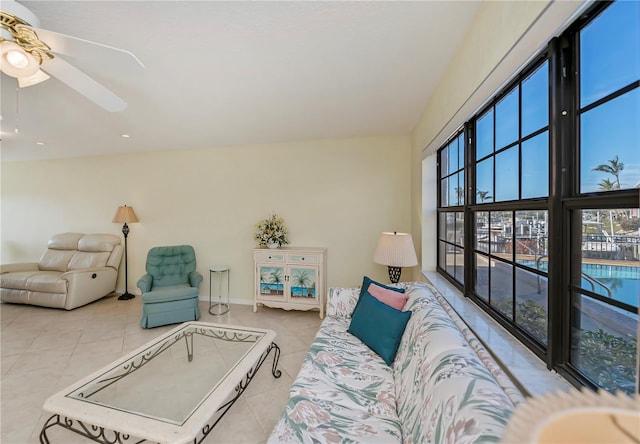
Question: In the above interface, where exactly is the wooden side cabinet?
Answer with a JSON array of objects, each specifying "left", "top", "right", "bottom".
[{"left": 253, "top": 247, "right": 327, "bottom": 319}]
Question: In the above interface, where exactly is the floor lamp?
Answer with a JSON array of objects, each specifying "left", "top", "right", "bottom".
[
  {"left": 373, "top": 232, "right": 418, "bottom": 283},
  {"left": 113, "top": 205, "right": 139, "bottom": 300}
]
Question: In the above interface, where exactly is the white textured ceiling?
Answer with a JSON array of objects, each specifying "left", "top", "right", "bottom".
[{"left": 0, "top": 1, "right": 481, "bottom": 162}]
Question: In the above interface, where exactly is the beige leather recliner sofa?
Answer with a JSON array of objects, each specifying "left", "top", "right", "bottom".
[{"left": 0, "top": 232, "right": 123, "bottom": 310}]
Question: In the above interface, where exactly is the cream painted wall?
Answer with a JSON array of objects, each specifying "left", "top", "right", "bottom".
[
  {"left": 1, "top": 136, "right": 412, "bottom": 305},
  {"left": 410, "top": 0, "right": 588, "bottom": 272}
]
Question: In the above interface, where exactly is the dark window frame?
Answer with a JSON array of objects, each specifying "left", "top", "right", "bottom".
[{"left": 435, "top": 0, "right": 639, "bottom": 394}]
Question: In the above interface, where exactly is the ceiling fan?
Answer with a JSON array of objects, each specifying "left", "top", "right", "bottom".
[{"left": 0, "top": 0, "right": 143, "bottom": 112}]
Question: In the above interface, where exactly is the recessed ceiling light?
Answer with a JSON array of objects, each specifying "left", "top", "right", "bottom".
[
  {"left": 36, "top": 142, "right": 45, "bottom": 146},
  {"left": 121, "top": 134, "right": 130, "bottom": 138}
]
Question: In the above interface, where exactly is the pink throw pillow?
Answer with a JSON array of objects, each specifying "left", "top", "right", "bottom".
[{"left": 367, "top": 283, "right": 409, "bottom": 311}]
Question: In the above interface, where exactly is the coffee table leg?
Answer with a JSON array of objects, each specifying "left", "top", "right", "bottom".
[
  {"left": 196, "top": 341, "right": 282, "bottom": 443},
  {"left": 269, "top": 342, "right": 282, "bottom": 378},
  {"left": 39, "top": 413, "right": 145, "bottom": 444},
  {"left": 39, "top": 414, "right": 58, "bottom": 443},
  {"left": 184, "top": 331, "right": 194, "bottom": 362}
]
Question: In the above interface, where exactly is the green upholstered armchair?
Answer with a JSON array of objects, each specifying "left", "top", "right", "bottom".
[{"left": 138, "top": 245, "right": 202, "bottom": 328}]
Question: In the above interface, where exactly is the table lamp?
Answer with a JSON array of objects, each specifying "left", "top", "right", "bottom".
[{"left": 373, "top": 231, "right": 418, "bottom": 283}]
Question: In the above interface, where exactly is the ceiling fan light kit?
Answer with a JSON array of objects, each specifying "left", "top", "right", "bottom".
[
  {"left": 17, "top": 68, "right": 49, "bottom": 87},
  {"left": 1, "top": 39, "right": 40, "bottom": 77},
  {"left": 0, "top": 0, "right": 143, "bottom": 111}
]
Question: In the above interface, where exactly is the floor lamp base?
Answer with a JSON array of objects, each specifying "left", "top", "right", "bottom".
[{"left": 118, "top": 292, "right": 135, "bottom": 301}]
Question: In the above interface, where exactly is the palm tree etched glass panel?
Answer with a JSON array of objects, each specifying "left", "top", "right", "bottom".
[
  {"left": 258, "top": 266, "right": 285, "bottom": 299},
  {"left": 289, "top": 267, "right": 317, "bottom": 301}
]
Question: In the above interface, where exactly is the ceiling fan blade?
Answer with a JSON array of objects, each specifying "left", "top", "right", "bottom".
[
  {"left": 16, "top": 24, "right": 144, "bottom": 69},
  {"left": 41, "top": 56, "right": 128, "bottom": 112}
]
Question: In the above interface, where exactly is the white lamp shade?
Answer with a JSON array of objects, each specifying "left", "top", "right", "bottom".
[
  {"left": 0, "top": 41, "right": 39, "bottom": 78},
  {"left": 112, "top": 205, "right": 139, "bottom": 224},
  {"left": 373, "top": 232, "right": 418, "bottom": 267}
]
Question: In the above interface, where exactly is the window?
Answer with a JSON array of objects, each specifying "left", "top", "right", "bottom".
[
  {"left": 440, "top": 133, "right": 465, "bottom": 207},
  {"left": 570, "top": 208, "right": 639, "bottom": 393},
  {"left": 474, "top": 62, "right": 550, "bottom": 204},
  {"left": 579, "top": 0, "right": 640, "bottom": 194},
  {"left": 470, "top": 59, "right": 550, "bottom": 348},
  {"left": 435, "top": 1, "right": 638, "bottom": 395},
  {"left": 438, "top": 131, "right": 465, "bottom": 286}
]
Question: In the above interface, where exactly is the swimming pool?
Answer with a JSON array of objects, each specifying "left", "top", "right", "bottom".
[
  {"left": 518, "top": 260, "right": 639, "bottom": 308},
  {"left": 581, "top": 263, "right": 639, "bottom": 308}
]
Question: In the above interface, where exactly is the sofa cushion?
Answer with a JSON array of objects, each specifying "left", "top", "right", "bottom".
[
  {"left": 38, "top": 249, "right": 76, "bottom": 272},
  {"left": 68, "top": 252, "right": 110, "bottom": 271},
  {"left": 78, "top": 234, "right": 120, "bottom": 252},
  {"left": 269, "top": 316, "right": 403, "bottom": 443},
  {"left": 348, "top": 291, "right": 411, "bottom": 366},
  {"left": 0, "top": 270, "right": 41, "bottom": 290},
  {"left": 368, "top": 283, "right": 410, "bottom": 310},
  {"left": 47, "top": 232, "right": 84, "bottom": 250},
  {"left": 25, "top": 272, "right": 67, "bottom": 293},
  {"left": 393, "top": 283, "right": 521, "bottom": 443},
  {"left": 141, "top": 284, "right": 199, "bottom": 303}
]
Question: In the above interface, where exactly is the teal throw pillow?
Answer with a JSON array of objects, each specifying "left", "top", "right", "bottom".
[
  {"left": 348, "top": 291, "right": 412, "bottom": 366},
  {"left": 352, "top": 275, "right": 405, "bottom": 316}
]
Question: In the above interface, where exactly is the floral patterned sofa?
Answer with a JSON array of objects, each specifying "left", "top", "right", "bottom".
[{"left": 268, "top": 281, "right": 524, "bottom": 443}]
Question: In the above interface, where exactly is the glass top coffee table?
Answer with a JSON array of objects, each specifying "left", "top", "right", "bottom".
[{"left": 40, "top": 322, "right": 280, "bottom": 444}]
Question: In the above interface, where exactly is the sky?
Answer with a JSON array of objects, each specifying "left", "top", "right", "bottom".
[{"left": 579, "top": 0, "right": 640, "bottom": 193}]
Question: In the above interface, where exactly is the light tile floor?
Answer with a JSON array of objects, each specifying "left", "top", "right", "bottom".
[{"left": 1, "top": 297, "right": 322, "bottom": 444}]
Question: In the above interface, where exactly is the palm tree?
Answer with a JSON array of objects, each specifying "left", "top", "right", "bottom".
[
  {"left": 455, "top": 187, "right": 465, "bottom": 205},
  {"left": 477, "top": 190, "right": 492, "bottom": 203},
  {"left": 592, "top": 155, "right": 624, "bottom": 189},
  {"left": 291, "top": 269, "right": 313, "bottom": 298},
  {"left": 270, "top": 268, "right": 284, "bottom": 295},
  {"left": 598, "top": 178, "right": 616, "bottom": 191}
]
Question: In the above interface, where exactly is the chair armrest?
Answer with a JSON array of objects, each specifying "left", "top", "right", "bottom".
[
  {"left": 190, "top": 271, "right": 203, "bottom": 288},
  {"left": 0, "top": 262, "right": 39, "bottom": 274},
  {"left": 137, "top": 274, "right": 153, "bottom": 293}
]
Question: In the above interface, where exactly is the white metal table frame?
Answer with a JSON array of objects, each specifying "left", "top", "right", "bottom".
[
  {"left": 209, "top": 266, "right": 230, "bottom": 316},
  {"left": 39, "top": 321, "right": 280, "bottom": 444}
]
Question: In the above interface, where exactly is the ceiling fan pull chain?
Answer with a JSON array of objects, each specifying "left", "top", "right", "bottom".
[{"left": 15, "top": 86, "right": 20, "bottom": 134}]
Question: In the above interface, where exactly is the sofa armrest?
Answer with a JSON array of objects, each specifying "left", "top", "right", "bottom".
[
  {"left": 0, "top": 262, "right": 40, "bottom": 274},
  {"left": 61, "top": 267, "right": 118, "bottom": 310},
  {"left": 327, "top": 287, "right": 360, "bottom": 318},
  {"left": 189, "top": 271, "right": 203, "bottom": 288},
  {"left": 137, "top": 274, "right": 153, "bottom": 293}
]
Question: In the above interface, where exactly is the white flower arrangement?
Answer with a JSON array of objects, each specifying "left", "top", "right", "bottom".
[{"left": 255, "top": 212, "right": 289, "bottom": 248}]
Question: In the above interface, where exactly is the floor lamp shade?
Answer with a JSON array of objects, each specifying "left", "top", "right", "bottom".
[
  {"left": 113, "top": 205, "right": 139, "bottom": 300},
  {"left": 113, "top": 205, "right": 139, "bottom": 225},
  {"left": 373, "top": 232, "right": 418, "bottom": 283}
]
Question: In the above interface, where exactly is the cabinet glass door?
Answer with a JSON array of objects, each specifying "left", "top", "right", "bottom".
[
  {"left": 288, "top": 266, "right": 318, "bottom": 305},
  {"left": 258, "top": 265, "right": 285, "bottom": 300}
]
